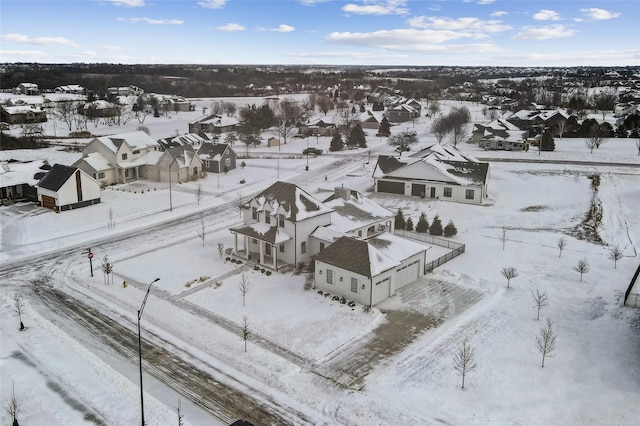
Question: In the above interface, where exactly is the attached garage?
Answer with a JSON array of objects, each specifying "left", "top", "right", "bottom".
[
  {"left": 377, "top": 180, "right": 404, "bottom": 195},
  {"left": 41, "top": 195, "right": 55, "bottom": 210},
  {"left": 36, "top": 164, "right": 101, "bottom": 212},
  {"left": 395, "top": 258, "right": 421, "bottom": 288}
]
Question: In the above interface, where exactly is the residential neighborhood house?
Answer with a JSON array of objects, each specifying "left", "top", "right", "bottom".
[
  {"left": 36, "top": 164, "right": 101, "bottom": 212},
  {"left": 197, "top": 142, "right": 237, "bottom": 174}
]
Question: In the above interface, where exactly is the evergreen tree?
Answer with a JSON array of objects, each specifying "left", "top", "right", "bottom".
[
  {"left": 347, "top": 124, "right": 366, "bottom": 148},
  {"left": 405, "top": 217, "right": 414, "bottom": 231},
  {"left": 444, "top": 220, "right": 458, "bottom": 237},
  {"left": 377, "top": 115, "right": 391, "bottom": 136},
  {"left": 329, "top": 133, "right": 344, "bottom": 152},
  {"left": 540, "top": 132, "right": 555, "bottom": 151},
  {"left": 429, "top": 214, "right": 443, "bottom": 236},
  {"left": 416, "top": 212, "right": 429, "bottom": 233},
  {"left": 394, "top": 208, "right": 406, "bottom": 230}
]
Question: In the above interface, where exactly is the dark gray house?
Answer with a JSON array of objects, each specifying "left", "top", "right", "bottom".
[{"left": 197, "top": 143, "right": 237, "bottom": 174}]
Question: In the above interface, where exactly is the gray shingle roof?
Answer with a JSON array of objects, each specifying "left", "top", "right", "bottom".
[
  {"left": 36, "top": 164, "right": 77, "bottom": 191},
  {"left": 312, "top": 236, "right": 373, "bottom": 277}
]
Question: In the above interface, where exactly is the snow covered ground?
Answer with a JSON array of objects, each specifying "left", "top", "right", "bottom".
[{"left": 1, "top": 99, "right": 639, "bottom": 425}]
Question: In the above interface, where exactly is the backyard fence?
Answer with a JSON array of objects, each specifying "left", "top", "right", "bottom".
[{"left": 394, "top": 230, "right": 465, "bottom": 273}]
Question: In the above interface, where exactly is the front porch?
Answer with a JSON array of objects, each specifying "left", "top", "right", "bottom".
[{"left": 231, "top": 248, "right": 288, "bottom": 272}]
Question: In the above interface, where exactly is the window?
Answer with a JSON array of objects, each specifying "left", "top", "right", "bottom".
[
  {"left": 465, "top": 189, "right": 475, "bottom": 200},
  {"left": 278, "top": 214, "right": 285, "bottom": 227},
  {"left": 444, "top": 187, "right": 452, "bottom": 198},
  {"left": 301, "top": 241, "right": 306, "bottom": 254},
  {"left": 252, "top": 207, "right": 258, "bottom": 220},
  {"left": 206, "top": 160, "right": 210, "bottom": 167},
  {"left": 133, "top": 150, "right": 140, "bottom": 155},
  {"left": 252, "top": 238, "right": 257, "bottom": 244},
  {"left": 98, "top": 172, "right": 105, "bottom": 179},
  {"left": 351, "top": 278, "right": 358, "bottom": 293},
  {"left": 358, "top": 230, "right": 362, "bottom": 237},
  {"left": 279, "top": 244, "right": 285, "bottom": 253},
  {"left": 265, "top": 214, "right": 270, "bottom": 224},
  {"left": 124, "top": 169, "right": 130, "bottom": 178},
  {"left": 326, "top": 269, "right": 333, "bottom": 284},
  {"left": 319, "top": 243, "right": 325, "bottom": 251},
  {"left": 122, "top": 153, "right": 128, "bottom": 160}
]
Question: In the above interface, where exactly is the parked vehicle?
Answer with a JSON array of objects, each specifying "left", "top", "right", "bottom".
[{"left": 303, "top": 148, "right": 323, "bottom": 155}]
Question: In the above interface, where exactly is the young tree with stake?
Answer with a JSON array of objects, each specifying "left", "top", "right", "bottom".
[
  {"left": 5, "top": 382, "right": 20, "bottom": 425},
  {"left": 196, "top": 218, "right": 206, "bottom": 247},
  {"left": 501, "top": 267, "right": 519, "bottom": 289},
  {"left": 239, "top": 274, "right": 250, "bottom": 306},
  {"left": 557, "top": 237, "right": 567, "bottom": 258},
  {"left": 13, "top": 294, "right": 25, "bottom": 331},
  {"left": 531, "top": 288, "right": 549, "bottom": 321},
  {"left": 101, "top": 255, "right": 114, "bottom": 285},
  {"left": 573, "top": 258, "right": 590, "bottom": 281},
  {"left": 501, "top": 226, "right": 508, "bottom": 250},
  {"left": 608, "top": 245, "right": 623, "bottom": 269},
  {"left": 241, "top": 316, "right": 250, "bottom": 352},
  {"left": 535, "top": 319, "right": 557, "bottom": 367},
  {"left": 453, "top": 340, "right": 477, "bottom": 389},
  {"left": 217, "top": 242, "right": 225, "bottom": 260}
]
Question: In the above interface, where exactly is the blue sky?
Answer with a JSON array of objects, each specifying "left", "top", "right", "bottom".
[{"left": 1, "top": 0, "right": 638, "bottom": 66}]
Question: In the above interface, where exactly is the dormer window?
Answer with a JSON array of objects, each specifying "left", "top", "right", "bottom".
[
  {"left": 265, "top": 214, "right": 270, "bottom": 224},
  {"left": 252, "top": 207, "right": 258, "bottom": 220},
  {"left": 121, "top": 153, "right": 128, "bottom": 160},
  {"left": 278, "top": 214, "right": 285, "bottom": 227}
]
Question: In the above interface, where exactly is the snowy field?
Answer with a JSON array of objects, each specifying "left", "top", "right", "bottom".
[{"left": 1, "top": 99, "right": 640, "bottom": 425}]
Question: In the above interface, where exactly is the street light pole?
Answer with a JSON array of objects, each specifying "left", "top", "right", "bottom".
[{"left": 137, "top": 277, "right": 160, "bottom": 426}]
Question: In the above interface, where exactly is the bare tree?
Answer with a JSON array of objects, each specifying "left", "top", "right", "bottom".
[
  {"left": 101, "top": 255, "right": 114, "bottom": 285},
  {"left": 500, "top": 226, "right": 508, "bottom": 250},
  {"left": 176, "top": 398, "right": 184, "bottom": 426},
  {"left": 234, "top": 192, "right": 245, "bottom": 217},
  {"left": 223, "top": 101, "right": 237, "bottom": 117},
  {"left": 428, "top": 100, "right": 440, "bottom": 117},
  {"left": 573, "top": 258, "right": 590, "bottom": 281},
  {"left": 445, "top": 106, "right": 471, "bottom": 146},
  {"left": 14, "top": 294, "right": 25, "bottom": 331},
  {"left": 316, "top": 95, "right": 334, "bottom": 115},
  {"left": 501, "top": 267, "right": 519, "bottom": 289},
  {"left": 108, "top": 208, "right": 116, "bottom": 229},
  {"left": 592, "top": 88, "right": 617, "bottom": 121},
  {"left": 452, "top": 340, "right": 477, "bottom": 389},
  {"left": 195, "top": 183, "right": 202, "bottom": 205},
  {"left": 5, "top": 382, "right": 21, "bottom": 425},
  {"left": 608, "top": 245, "right": 623, "bottom": 269},
  {"left": 241, "top": 316, "right": 250, "bottom": 352},
  {"left": 55, "top": 101, "right": 79, "bottom": 131},
  {"left": 239, "top": 273, "right": 250, "bottom": 306},
  {"left": 531, "top": 288, "right": 549, "bottom": 321},
  {"left": 196, "top": 218, "right": 206, "bottom": 247},
  {"left": 535, "top": 319, "right": 557, "bottom": 367},
  {"left": 557, "top": 237, "right": 567, "bottom": 258},
  {"left": 275, "top": 97, "right": 303, "bottom": 145},
  {"left": 388, "top": 131, "right": 418, "bottom": 154},
  {"left": 217, "top": 242, "right": 225, "bottom": 260},
  {"left": 585, "top": 124, "right": 607, "bottom": 153},
  {"left": 429, "top": 116, "right": 448, "bottom": 144}
]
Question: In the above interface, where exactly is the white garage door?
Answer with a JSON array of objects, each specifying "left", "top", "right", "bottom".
[{"left": 396, "top": 259, "right": 420, "bottom": 288}]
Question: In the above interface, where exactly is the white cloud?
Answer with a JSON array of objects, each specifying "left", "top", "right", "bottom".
[
  {"left": 116, "top": 17, "right": 184, "bottom": 25},
  {"left": 580, "top": 8, "right": 620, "bottom": 20},
  {"left": 342, "top": 1, "right": 409, "bottom": 16},
  {"left": 298, "top": 0, "right": 331, "bottom": 5},
  {"left": 0, "top": 33, "right": 80, "bottom": 47},
  {"left": 272, "top": 24, "right": 295, "bottom": 33},
  {"left": 106, "top": 0, "right": 145, "bottom": 6},
  {"left": 491, "top": 11, "right": 508, "bottom": 17},
  {"left": 217, "top": 23, "right": 245, "bottom": 31},
  {"left": 0, "top": 49, "right": 47, "bottom": 60},
  {"left": 533, "top": 9, "right": 562, "bottom": 21},
  {"left": 286, "top": 50, "right": 408, "bottom": 60},
  {"left": 408, "top": 16, "right": 511, "bottom": 33},
  {"left": 100, "top": 44, "right": 123, "bottom": 51},
  {"left": 77, "top": 50, "right": 98, "bottom": 57},
  {"left": 513, "top": 25, "right": 575, "bottom": 40},
  {"left": 478, "top": 0, "right": 495, "bottom": 4},
  {"left": 197, "top": 0, "right": 227, "bottom": 9},
  {"left": 325, "top": 29, "right": 503, "bottom": 53}
]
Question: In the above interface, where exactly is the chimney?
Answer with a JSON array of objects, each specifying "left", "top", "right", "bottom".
[{"left": 334, "top": 186, "right": 351, "bottom": 200}]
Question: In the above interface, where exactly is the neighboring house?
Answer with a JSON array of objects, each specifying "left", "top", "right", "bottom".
[
  {"left": 320, "top": 187, "right": 395, "bottom": 239},
  {"left": 72, "top": 131, "right": 158, "bottom": 185},
  {"left": 141, "top": 146, "right": 202, "bottom": 183},
  {"left": 229, "top": 181, "right": 334, "bottom": 270},
  {"left": 197, "top": 142, "right": 237, "bottom": 174},
  {"left": 107, "top": 86, "right": 144, "bottom": 96},
  {"left": 81, "top": 100, "right": 119, "bottom": 117},
  {"left": 188, "top": 114, "right": 239, "bottom": 134},
  {"left": 0, "top": 160, "right": 49, "bottom": 203},
  {"left": 36, "top": 164, "right": 101, "bottom": 212},
  {"left": 473, "top": 119, "right": 528, "bottom": 151},
  {"left": 159, "top": 95, "right": 192, "bottom": 112},
  {"left": 157, "top": 133, "right": 207, "bottom": 151},
  {"left": 0, "top": 105, "right": 47, "bottom": 124},
  {"left": 299, "top": 116, "right": 336, "bottom": 136},
  {"left": 355, "top": 110, "right": 385, "bottom": 130},
  {"left": 373, "top": 153, "right": 490, "bottom": 204},
  {"left": 387, "top": 104, "right": 419, "bottom": 123},
  {"left": 312, "top": 233, "right": 429, "bottom": 306},
  {"left": 14, "top": 83, "right": 39, "bottom": 95},
  {"left": 54, "top": 84, "right": 85, "bottom": 94}
]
